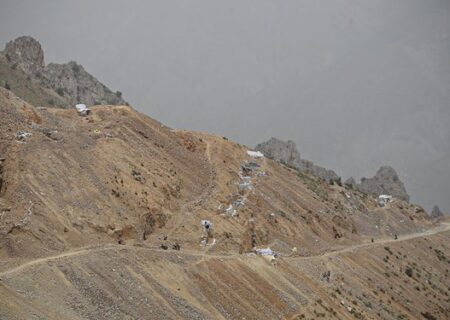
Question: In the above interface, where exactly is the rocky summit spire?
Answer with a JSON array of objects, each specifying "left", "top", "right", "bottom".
[
  {"left": 3, "top": 36, "right": 45, "bottom": 75},
  {"left": 1, "top": 35, "right": 127, "bottom": 107},
  {"left": 357, "top": 166, "right": 410, "bottom": 202},
  {"left": 431, "top": 205, "right": 443, "bottom": 218}
]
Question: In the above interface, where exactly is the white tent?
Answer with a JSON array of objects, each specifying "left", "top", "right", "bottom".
[{"left": 75, "top": 104, "right": 90, "bottom": 116}]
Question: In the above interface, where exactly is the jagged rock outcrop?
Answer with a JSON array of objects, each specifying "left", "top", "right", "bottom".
[
  {"left": 345, "top": 177, "right": 356, "bottom": 187},
  {"left": 3, "top": 36, "right": 44, "bottom": 75},
  {"left": 1, "top": 36, "right": 126, "bottom": 107},
  {"left": 356, "top": 166, "right": 410, "bottom": 202},
  {"left": 431, "top": 205, "right": 443, "bottom": 219},
  {"left": 39, "top": 61, "right": 126, "bottom": 106},
  {"left": 255, "top": 137, "right": 339, "bottom": 182},
  {"left": 256, "top": 138, "right": 301, "bottom": 165}
]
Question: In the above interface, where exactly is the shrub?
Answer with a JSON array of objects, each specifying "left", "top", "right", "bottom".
[
  {"left": 405, "top": 266, "right": 413, "bottom": 277},
  {"left": 56, "top": 87, "right": 64, "bottom": 96},
  {"left": 4, "top": 81, "right": 10, "bottom": 90},
  {"left": 421, "top": 312, "right": 436, "bottom": 320},
  {"left": 71, "top": 63, "right": 80, "bottom": 73}
]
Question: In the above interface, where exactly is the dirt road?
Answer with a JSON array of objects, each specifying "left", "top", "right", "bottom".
[{"left": 2, "top": 223, "right": 448, "bottom": 278}]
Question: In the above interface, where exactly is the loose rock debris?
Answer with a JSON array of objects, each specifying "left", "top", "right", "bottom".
[
  {"left": 15, "top": 131, "right": 32, "bottom": 141},
  {"left": 7, "top": 202, "right": 33, "bottom": 234},
  {"left": 219, "top": 151, "right": 267, "bottom": 225}
]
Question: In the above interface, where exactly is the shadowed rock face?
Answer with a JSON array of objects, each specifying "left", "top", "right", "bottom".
[
  {"left": 1, "top": 36, "right": 126, "bottom": 107},
  {"left": 357, "top": 166, "right": 410, "bottom": 202},
  {"left": 255, "top": 137, "right": 339, "bottom": 182},
  {"left": 3, "top": 36, "right": 45, "bottom": 75}
]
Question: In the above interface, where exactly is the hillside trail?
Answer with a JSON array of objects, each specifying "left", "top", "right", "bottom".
[
  {"left": 165, "top": 137, "right": 217, "bottom": 239},
  {"left": 305, "top": 222, "right": 450, "bottom": 260},
  {"left": 1, "top": 223, "right": 448, "bottom": 278}
]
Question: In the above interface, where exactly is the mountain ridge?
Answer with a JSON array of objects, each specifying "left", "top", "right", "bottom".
[
  {"left": 1, "top": 36, "right": 127, "bottom": 108},
  {"left": 0, "top": 34, "right": 448, "bottom": 320},
  {"left": 1, "top": 87, "right": 448, "bottom": 319}
]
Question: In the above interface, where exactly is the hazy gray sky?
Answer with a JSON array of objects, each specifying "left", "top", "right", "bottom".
[{"left": 1, "top": 0, "right": 449, "bottom": 213}]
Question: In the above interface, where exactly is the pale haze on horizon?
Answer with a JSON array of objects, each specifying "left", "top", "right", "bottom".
[{"left": 0, "top": 0, "right": 449, "bottom": 213}]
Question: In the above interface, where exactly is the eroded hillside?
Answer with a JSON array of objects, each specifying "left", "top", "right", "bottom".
[{"left": 0, "top": 89, "right": 448, "bottom": 320}]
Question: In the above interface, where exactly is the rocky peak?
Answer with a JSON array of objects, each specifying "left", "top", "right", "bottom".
[
  {"left": 255, "top": 137, "right": 339, "bottom": 182},
  {"left": 255, "top": 137, "right": 301, "bottom": 164},
  {"left": 1, "top": 36, "right": 127, "bottom": 107},
  {"left": 374, "top": 166, "right": 401, "bottom": 182},
  {"left": 3, "top": 36, "right": 45, "bottom": 75},
  {"left": 357, "top": 166, "right": 410, "bottom": 202},
  {"left": 345, "top": 177, "right": 356, "bottom": 187},
  {"left": 431, "top": 205, "right": 443, "bottom": 218}
]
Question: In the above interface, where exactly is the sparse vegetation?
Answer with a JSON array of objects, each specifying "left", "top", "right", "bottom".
[
  {"left": 56, "top": 87, "right": 64, "bottom": 96},
  {"left": 71, "top": 63, "right": 80, "bottom": 73},
  {"left": 421, "top": 312, "right": 437, "bottom": 320},
  {"left": 328, "top": 177, "right": 342, "bottom": 186},
  {"left": 405, "top": 266, "right": 413, "bottom": 277}
]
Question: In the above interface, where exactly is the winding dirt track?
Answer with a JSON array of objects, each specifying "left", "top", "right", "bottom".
[
  {"left": 312, "top": 222, "right": 450, "bottom": 259},
  {"left": 1, "top": 223, "right": 448, "bottom": 278}
]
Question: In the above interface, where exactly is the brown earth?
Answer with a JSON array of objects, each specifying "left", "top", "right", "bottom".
[{"left": 0, "top": 88, "right": 448, "bottom": 319}]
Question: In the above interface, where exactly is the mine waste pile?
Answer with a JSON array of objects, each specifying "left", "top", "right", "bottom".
[{"left": 0, "top": 88, "right": 449, "bottom": 319}]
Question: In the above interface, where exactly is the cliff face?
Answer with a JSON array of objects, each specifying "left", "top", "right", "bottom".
[
  {"left": 356, "top": 166, "right": 410, "bottom": 202},
  {"left": 1, "top": 36, "right": 126, "bottom": 107},
  {"left": 255, "top": 137, "right": 339, "bottom": 182}
]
